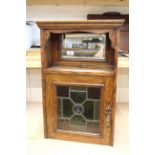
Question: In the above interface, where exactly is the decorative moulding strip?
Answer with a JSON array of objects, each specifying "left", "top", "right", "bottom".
[{"left": 37, "top": 20, "right": 124, "bottom": 30}]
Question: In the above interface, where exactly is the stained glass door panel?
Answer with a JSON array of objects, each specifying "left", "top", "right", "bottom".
[{"left": 56, "top": 86, "right": 101, "bottom": 134}]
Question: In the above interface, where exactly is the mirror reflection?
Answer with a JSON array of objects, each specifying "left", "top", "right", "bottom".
[{"left": 61, "top": 33, "right": 106, "bottom": 60}]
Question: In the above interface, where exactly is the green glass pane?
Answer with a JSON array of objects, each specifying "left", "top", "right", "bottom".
[
  {"left": 95, "top": 101, "right": 99, "bottom": 120},
  {"left": 70, "top": 86, "right": 87, "bottom": 91},
  {"left": 63, "top": 99, "right": 73, "bottom": 117},
  {"left": 57, "top": 86, "right": 69, "bottom": 97},
  {"left": 57, "top": 98, "right": 61, "bottom": 117},
  {"left": 87, "top": 121, "right": 99, "bottom": 133},
  {"left": 70, "top": 115, "right": 86, "bottom": 132},
  {"left": 83, "top": 100, "right": 94, "bottom": 120},
  {"left": 71, "top": 91, "right": 86, "bottom": 103},
  {"left": 88, "top": 87, "right": 100, "bottom": 99}
]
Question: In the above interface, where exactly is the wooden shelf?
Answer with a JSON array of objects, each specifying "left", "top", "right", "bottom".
[
  {"left": 27, "top": 0, "right": 128, "bottom": 6},
  {"left": 62, "top": 48, "right": 98, "bottom": 51},
  {"left": 26, "top": 48, "right": 129, "bottom": 69},
  {"left": 44, "top": 66, "right": 114, "bottom": 76}
]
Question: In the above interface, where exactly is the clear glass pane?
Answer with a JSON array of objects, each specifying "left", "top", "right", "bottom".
[
  {"left": 61, "top": 33, "right": 106, "bottom": 61},
  {"left": 73, "top": 104, "right": 84, "bottom": 114},
  {"left": 56, "top": 85, "right": 101, "bottom": 134}
]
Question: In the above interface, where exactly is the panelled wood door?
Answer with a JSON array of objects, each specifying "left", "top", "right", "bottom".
[{"left": 44, "top": 73, "right": 114, "bottom": 145}]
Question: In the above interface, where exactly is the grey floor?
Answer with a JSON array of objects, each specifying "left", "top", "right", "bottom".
[{"left": 27, "top": 102, "right": 128, "bottom": 155}]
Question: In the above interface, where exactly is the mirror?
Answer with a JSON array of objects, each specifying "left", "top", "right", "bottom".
[{"left": 61, "top": 33, "right": 106, "bottom": 61}]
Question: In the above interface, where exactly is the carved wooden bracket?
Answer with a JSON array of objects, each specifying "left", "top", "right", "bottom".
[
  {"left": 43, "top": 31, "right": 51, "bottom": 50},
  {"left": 109, "top": 31, "right": 116, "bottom": 49}
]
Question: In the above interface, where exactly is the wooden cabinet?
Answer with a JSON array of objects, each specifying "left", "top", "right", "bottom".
[{"left": 37, "top": 20, "right": 124, "bottom": 145}]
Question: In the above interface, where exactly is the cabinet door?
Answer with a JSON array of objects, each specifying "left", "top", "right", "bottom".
[{"left": 44, "top": 73, "right": 114, "bottom": 145}]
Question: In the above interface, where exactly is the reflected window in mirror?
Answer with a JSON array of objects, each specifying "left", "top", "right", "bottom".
[{"left": 61, "top": 33, "right": 106, "bottom": 61}]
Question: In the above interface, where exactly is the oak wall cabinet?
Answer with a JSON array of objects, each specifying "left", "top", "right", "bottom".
[{"left": 37, "top": 20, "right": 124, "bottom": 145}]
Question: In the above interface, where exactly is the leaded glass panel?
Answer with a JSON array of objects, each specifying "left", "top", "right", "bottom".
[{"left": 56, "top": 85, "right": 101, "bottom": 134}]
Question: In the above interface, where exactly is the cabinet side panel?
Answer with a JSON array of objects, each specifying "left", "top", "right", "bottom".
[
  {"left": 41, "top": 72, "right": 48, "bottom": 137},
  {"left": 40, "top": 30, "right": 53, "bottom": 137},
  {"left": 110, "top": 30, "right": 120, "bottom": 145}
]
